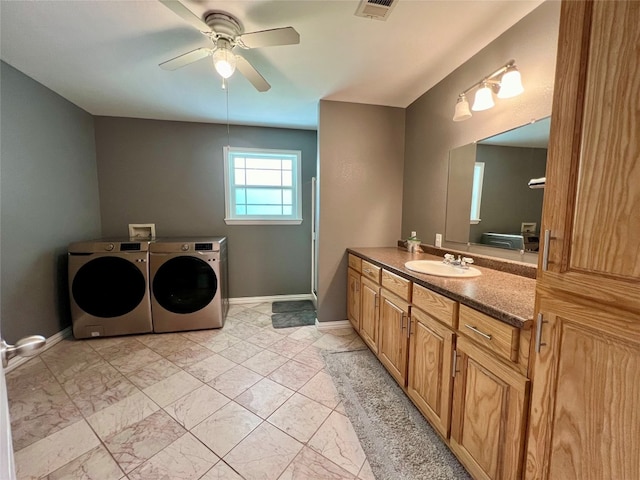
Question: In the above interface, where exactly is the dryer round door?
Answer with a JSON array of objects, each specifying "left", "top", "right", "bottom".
[
  {"left": 72, "top": 257, "right": 147, "bottom": 318},
  {"left": 152, "top": 256, "right": 218, "bottom": 314}
]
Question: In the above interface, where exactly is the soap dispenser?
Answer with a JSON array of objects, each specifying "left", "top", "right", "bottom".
[{"left": 407, "top": 231, "right": 422, "bottom": 253}]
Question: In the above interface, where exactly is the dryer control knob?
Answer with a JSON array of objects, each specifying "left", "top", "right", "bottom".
[
  {"left": 105, "top": 243, "right": 115, "bottom": 251},
  {"left": 181, "top": 244, "right": 190, "bottom": 251}
]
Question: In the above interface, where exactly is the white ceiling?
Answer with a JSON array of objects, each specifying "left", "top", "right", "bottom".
[{"left": 0, "top": 0, "right": 544, "bottom": 130}]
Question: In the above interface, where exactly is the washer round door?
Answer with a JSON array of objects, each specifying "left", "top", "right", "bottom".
[
  {"left": 72, "top": 257, "right": 147, "bottom": 318},
  {"left": 152, "top": 256, "right": 218, "bottom": 314}
]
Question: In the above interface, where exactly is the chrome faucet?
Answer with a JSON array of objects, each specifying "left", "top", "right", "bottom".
[{"left": 443, "top": 254, "right": 474, "bottom": 269}]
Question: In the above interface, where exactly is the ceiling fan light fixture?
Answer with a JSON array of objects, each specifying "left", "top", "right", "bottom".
[{"left": 213, "top": 44, "right": 237, "bottom": 79}]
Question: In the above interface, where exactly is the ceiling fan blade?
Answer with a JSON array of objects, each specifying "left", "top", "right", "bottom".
[
  {"left": 159, "top": 0, "right": 212, "bottom": 32},
  {"left": 159, "top": 48, "right": 213, "bottom": 70},
  {"left": 235, "top": 56, "right": 271, "bottom": 92},
  {"left": 239, "top": 27, "right": 300, "bottom": 49}
]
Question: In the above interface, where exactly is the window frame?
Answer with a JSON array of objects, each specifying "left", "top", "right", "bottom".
[
  {"left": 223, "top": 146, "right": 303, "bottom": 225},
  {"left": 470, "top": 161, "right": 484, "bottom": 225}
]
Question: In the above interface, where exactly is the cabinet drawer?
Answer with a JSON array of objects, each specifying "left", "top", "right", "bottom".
[
  {"left": 348, "top": 254, "right": 362, "bottom": 272},
  {"left": 458, "top": 305, "right": 520, "bottom": 362},
  {"left": 412, "top": 283, "right": 458, "bottom": 328},
  {"left": 382, "top": 269, "right": 411, "bottom": 302},
  {"left": 361, "top": 260, "right": 381, "bottom": 284}
]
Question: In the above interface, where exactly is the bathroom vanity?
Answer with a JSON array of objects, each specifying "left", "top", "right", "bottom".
[{"left": 346, "top": 246, "right": 535, "bottom": 480}]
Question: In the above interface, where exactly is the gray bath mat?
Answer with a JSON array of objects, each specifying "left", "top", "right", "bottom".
[
  {"left": 323, "top": 348, "right": 470, "bottom": 480},
  {"left": 272, "top": 300, "right": 315, "bottom": 313},
  {"left": 271, "top": 310, "right": 316, "bottom": 328}
]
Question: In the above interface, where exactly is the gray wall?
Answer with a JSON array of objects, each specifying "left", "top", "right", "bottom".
[
  {"left": 1, "top": 61, "right": 101, "bottom": 343},
  {"left": 94, "top": 116, "right": 317, "bottom": 299},
  {"left": 402, "top": 1, "right": 560, "bottom": 260},
  {"left": 469, "top": 145, "right": 546, "bottom": 243},
  {"left": 317, "top": 100, "right": 405, "bottom": 322}
]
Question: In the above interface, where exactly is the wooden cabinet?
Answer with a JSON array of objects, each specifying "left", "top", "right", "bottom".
[
  {"left": 451, "top": 336, "right": 530, "bottom": 480},
  {"left": 526, "top": 2, "right": 640, "bottom": 479},
  {"left": 526, "top": 293, "right": 640, "bottom": 480},
  {"left": 407, "top": 306, "right": 455, "bottom": 438},
  {"left": 359, "top": 276, "right": 380, "bottom": 353},
  {"left": 378, "top": 288, "right": 410, "bottom": 387},
  {"left": 538, "top": 0, "right": 640, "bottom": 306},
  {"left": 347, "top": 267, "right": 361, "bottom": 331}
]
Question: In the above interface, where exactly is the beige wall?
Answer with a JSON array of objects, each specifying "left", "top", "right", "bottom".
[
  {"left": 402, "top": 1, "right": 560, "bottom": 260},
  {"left": 317, "top": 100, "right": 405, "bottom": 322}
]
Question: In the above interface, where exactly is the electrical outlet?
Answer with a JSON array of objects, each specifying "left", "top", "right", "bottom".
[{"left": 435, "top": 233, "right": 442, "bottom": 247}]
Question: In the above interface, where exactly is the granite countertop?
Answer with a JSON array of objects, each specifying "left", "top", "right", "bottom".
[{"left": 348, "top": 247, "right": 536, "bottom": 329}]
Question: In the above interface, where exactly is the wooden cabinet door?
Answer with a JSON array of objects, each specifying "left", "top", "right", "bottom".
[
  {"left": 450, "top": 336, "right": 529, "bottom": 480},
  {"left": 407, "top": 307, "right": 454, "bottom": 438},
  {"left": 359, "top": 276, "right": 379, "bottom": 354},
  {"left": 539, "top": 0, "right": 640, "bottom": 308},
  {"left": 525, "top": 292, "right": 640, "bottom": 480},
  {"left": 378, "top": 289, "right": 409, "bottom": 387},
  {"left": 347, "top": 267, "right": 361, "bottom": 331}
]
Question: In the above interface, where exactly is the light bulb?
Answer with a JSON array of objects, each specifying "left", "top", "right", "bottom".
[
  {"left": 497, "top": 66, "right": 524, "bottom": 98},
  {"left": 472, "top": 82, "right": 495, "bottom": 111},
  {"left": 213, "top": 46, "right": 236, "bottom": 79},
  {"left": 453, "top": 94, "right": 472, "bottom": 122}
]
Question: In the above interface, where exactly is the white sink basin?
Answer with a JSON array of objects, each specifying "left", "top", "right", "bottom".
[{"left": 404, "top": 260, "right": 482, "bottom": 278}]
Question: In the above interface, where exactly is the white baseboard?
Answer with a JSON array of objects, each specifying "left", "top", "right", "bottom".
[
  {"left": 315, "top": 319, "right": 352, "bottom": 331},
  {"left": 229, "top": 294, "right": 314, "bottom": 305},
  {"left": 5, "top": 326, "right": 72, "bottom": 373}
]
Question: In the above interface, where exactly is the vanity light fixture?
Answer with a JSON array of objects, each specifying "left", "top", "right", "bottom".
[{"left": 453, "top": 60, "right": 524, "bottom": 122}]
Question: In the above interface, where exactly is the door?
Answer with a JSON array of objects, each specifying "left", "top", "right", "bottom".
[
  {"left": 378, "top": 289, "right": 409, "bottom": 387},
  {"left": 525, "top": 293, "right": 640, "bottom": 480},
  {"left": 347, "top": 267, "right": 360, "bottom": 331},
  {"left": 311, "top": 177, "right": 318, "bottom": 301},
  {"left": 450, "top": 336, "right": 529, "bottom": 480},
  {"left": 151, "top": 255, "right": 218, "bottom": 314},
  {"left": 1, "top": 333, "right": 46, "bottom": 480},
  {"left": 538, "top": 0, "right": 640, "bottom": 307},
  {"left": 359, "top": 276, "right": 379, "bottom": 354},
  {"left": 1, "top": 357, "right": 15, "bottom": 480},
  {"left": 407, "top": 307, "right": 455, "bottom": 438}
]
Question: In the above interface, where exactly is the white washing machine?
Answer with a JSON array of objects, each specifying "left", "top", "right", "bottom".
[
  {"left": 68, "top": 240, "right": 153, "bottom": 339},
  {"left": 149, "top": 237, "right": 228, "bottom": 333}
]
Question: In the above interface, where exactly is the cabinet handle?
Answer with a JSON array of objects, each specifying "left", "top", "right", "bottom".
[
  {"left": 452, "top": 350, "right": 458, "bottom": 378},
  {"left": 464, "top": 324, "right": 492, "bottom": 340},
  {"left": 407, "top": 316, "right": 412, "bottom": 338},
  {"left": 535, "top": 313, "right": 547, "bottom": 353},
  {"left": 400, "top": 313, "right": 405, "bottom": 331},
  {"left": 541, "top": 229, "right": 553, "bottom": 271}
]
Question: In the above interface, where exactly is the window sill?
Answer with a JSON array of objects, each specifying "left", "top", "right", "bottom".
[{"left": 224, "top": 218, "right": 303, "bottom": 226}]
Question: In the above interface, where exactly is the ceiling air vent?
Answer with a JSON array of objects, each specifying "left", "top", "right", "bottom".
[{"left": 355, "top": 0, "right": 398, "bottom": 21}]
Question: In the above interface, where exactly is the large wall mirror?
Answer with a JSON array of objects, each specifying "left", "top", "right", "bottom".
[{"left": 445, "top": 117, "right": 550, "bottom": 254}]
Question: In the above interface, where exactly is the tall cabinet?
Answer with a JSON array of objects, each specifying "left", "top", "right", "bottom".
[{"left": 525, "top": 1, "right": 640, "bottom": 479}]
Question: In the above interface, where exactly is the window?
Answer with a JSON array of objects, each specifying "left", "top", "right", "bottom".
[
  {"left": 223, "top": 146, "right": 302, "bottom": 225},
  {"left": 470, "top": 162, "right": 484, "bottom": 224}
]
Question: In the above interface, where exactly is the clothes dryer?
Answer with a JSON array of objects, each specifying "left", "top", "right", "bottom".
[
  {"left": 149, "top": 237, "right": 227, "bottom": 332},
  {"left": 68, "top": 240, "right": 153, "bottom": 339}
]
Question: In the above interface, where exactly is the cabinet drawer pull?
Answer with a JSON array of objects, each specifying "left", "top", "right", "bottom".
[
  {"left": 364, "top": 268, "right": 372, "bottom": 275},
  {"left": 464, "top": 324, "right": 492, "bottom": 340}
]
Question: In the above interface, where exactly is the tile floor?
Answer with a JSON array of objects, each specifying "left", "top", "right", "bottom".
[{"left": 6, "top": 302, "right": 374, "bottom": 480}]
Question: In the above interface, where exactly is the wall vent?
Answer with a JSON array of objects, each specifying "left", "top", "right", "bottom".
[{"left": 355, "top": 0, "right": 398, "bottom": 21}]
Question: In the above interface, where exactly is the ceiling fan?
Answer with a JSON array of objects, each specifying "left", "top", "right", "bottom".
[{"left": 158, "top": 0, "right": 300, "bottom": 92}]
